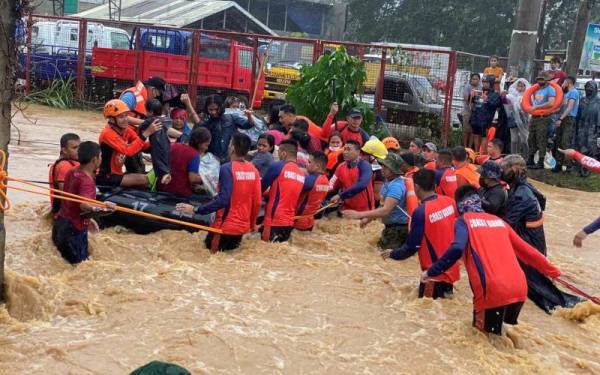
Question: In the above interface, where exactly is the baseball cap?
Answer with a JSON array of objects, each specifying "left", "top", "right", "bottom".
[
  {"left": 423, "top": 142, "right": 438, "bottom": 152},
  {"left": 412, "top": 138, "right": 424, "bottom": 149},
  {"left": 348, "top": 108, "right": 363, "bottom": 118},
  {"left": 144, "top": 76, "right": 166, "bottom": 92},
  {"left": 480, "top": 160, "right": 502, "bottom": 180}
]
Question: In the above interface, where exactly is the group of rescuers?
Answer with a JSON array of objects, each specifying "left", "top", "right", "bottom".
[{"left": 48, "top": 76, "right": 598, "bottom": 338}]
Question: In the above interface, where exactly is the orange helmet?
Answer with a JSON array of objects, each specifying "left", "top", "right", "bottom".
[
  {"left": 382, "top": 136, "right": 400, "bottom": 150},
  {"left": 103, "top": 99, "right": 129, "bottom": 119}
]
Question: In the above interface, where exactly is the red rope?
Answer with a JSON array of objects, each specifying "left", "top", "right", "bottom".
[{"left": 555, "top": 277, "right": 600, "bottom": 305}]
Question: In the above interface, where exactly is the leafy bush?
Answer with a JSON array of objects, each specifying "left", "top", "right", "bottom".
[
  {"left": 286, "top": 46, "right": 376, "bottom": 132},
  {"left": 25, "top": 77, "right": 79, "bottom": 109}
]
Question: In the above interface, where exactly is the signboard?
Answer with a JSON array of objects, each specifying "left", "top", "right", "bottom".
[{"left": 580, "top": 23, "right": 600, "bottom": 72}]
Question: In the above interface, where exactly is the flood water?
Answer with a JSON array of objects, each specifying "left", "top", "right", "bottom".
[{"left": 0, "top": 104, "right": 599, "bottom": 374}]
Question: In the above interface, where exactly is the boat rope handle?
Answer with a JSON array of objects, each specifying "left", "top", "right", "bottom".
[{"left": 0, "top": 150, "right": 222, "bottom": 234}]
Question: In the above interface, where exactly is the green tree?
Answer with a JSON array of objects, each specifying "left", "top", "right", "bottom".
[
  {"left": 346, "top": 0, "right": 600, "bottom": 56},
  {"left": 286, "top": 46, "right": 376, "bottom": 132},
  {"left": 347, "top": 0, "right": 518, "bottom": 56}
]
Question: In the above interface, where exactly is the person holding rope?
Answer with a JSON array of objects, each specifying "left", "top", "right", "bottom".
[
  {"left": 422, "top": 185, "right": 562, "bottom": 337},
  {"left": 501, "top": 154, "right": 580, "bottom": 312},
  {"left": 52, "top": 141, "right": 115, "bottom": 264},
  {"left": 342, "top": 153, "right": 409, "bottom": 249},
  {"left": 381, "top": 169, "right": 460, "bottom": 299},
  {"left": 176, "top": 133, "right": 261, "bottom": 252},
  {"left": 261, "top": 140, "right": 306, "bottom": 243},
  {"left": 329, "top": 140, "right": 374, "bottom": 212}
]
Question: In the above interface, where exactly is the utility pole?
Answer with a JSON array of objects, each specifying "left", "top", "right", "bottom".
[
  {"left": 535, "top": 0, "right": 548, "bottom": 59},
  {"left": 565, "top": 0, "right": 593, "bottom": 76},
  {"left": 0, "top": 0, "right": 16, "bottom": 302},
  {"left": 507, "top": 0, "right": 545, "bottom": 81}
]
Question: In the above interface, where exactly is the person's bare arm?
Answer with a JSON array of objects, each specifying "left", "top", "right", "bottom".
[
  {"left": 127, "top": 116, "right": 144, "bottom": 126},
  {"left": 342, "top": 196, "right": 398, "bottom": 220},
  {"left": 181, "top": 93, "right": 201, "bottom": 124}
]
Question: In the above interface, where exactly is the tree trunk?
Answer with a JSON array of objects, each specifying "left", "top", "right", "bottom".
[
  {"left": 0, "top": 0, "right": 17, "bottom": 302},
  {"left": 565, "top": 0, "right": 593, "bottom": 76},
  {"left": 507, "top": 0, "right": 545, "bottom": 81}
]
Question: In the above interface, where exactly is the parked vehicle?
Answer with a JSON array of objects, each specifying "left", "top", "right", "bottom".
[
  {"left": 18, "top": 20, "right": 130, "bottom": 81},
  {"left": 380, "top": 72, "right": 444, "bottom": 138},
  {"left": 91, "top": 27, "right": 265, "bottom": 108}
]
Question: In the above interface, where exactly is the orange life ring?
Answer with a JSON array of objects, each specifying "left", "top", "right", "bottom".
[{"left": 521, "top": 81, "right": 564, "bottom": 116}]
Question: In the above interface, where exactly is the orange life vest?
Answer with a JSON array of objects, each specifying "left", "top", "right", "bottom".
[
  {"left": 455, "top": 164, "right": 481, "bottom": 188},
  {"left": 121, "top": 81, "right": 149, "bottom": 118},
  {"left": 404, "top": 176, "right": 419, "bottom": 218}
]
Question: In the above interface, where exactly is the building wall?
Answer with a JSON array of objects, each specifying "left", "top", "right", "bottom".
[
  {"left": 233, "top": 0, "right": 346, "bottom": 39},
  {"left": 33, "top": 0, "right": 104, "bottom": 15}
]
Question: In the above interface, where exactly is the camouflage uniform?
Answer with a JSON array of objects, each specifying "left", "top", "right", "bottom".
[{"left": 378, "top": 224, "right": 408, "bottom": 249}]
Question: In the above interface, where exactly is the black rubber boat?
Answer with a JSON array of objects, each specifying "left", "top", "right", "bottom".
[{"left": 96, "top": 187, "right": 213, "bottom": 234}]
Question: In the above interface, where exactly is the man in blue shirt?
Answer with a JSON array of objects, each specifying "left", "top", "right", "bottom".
[
  {"left": 342, "top": 152, "right": 409, "bottom": 249},
  {"left": 553, "top": 76, "right": 580, "bottom": 173},
  {"left": 526, "top": 71, "right": 556, "bottom": 169}
]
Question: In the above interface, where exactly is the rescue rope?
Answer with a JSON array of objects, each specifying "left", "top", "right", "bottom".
[
  {"left": 0, "top": 150, "right": 222, "bottom": 234},
  {"left": 555, "top": 277, "right": 600, "bottom": 305},
  {"left": 293, "top": 201, "right": 338, "bottom": 220}
]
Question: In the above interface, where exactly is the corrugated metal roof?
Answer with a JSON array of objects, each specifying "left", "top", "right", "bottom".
[{"left": 76, "top": 0, "right": 277, "bottom": 35}]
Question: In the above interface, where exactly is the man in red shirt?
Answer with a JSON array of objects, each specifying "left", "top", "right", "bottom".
[
  {"left": 452, "top": 146, "right": 480, "bottom": 188},
  {"left": 278, "top": 104, "right": 323, "bottom": 141},
  {"left": 261, "top": 140, "right": 306, "bottom": 242},
  {"left": 157, "top": 128, "right": 210, "bottom": 197},
  {"left": 321, "top": 103, "right": 370, "bottom": 146},
  {"left": 422, "top": 142, "right": 438, "bottom": 170},
  {"left": 97, "top": 99, "right": 161, "bottom": 188},
  {"left": 52, "top": 141, "right": 115, "bottom": 264},
  {"left": 434, "top": 149, "right": 458, "bottom": 199},
  {"left": 176, "top": 133, "right": 261, "bottom": 252},
  {"left": 548, "top": 56, "right": 567, "bottom": 86},
  {"left": 294, "top": 151, "right": 330, "bottom": 231},
  {"left": 423, "top": 185, "right": 561, "bottom": 336},
  {"left": 329, "top": 140, "right": 374, "bottom": 212},
  {"left": 49, "top": 133, "right": 80, "bottom": 216},
  {"left": 382, "top": 169, "right": 460, "bottom": 299}
]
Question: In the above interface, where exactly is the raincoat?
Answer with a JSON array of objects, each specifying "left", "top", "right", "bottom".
[
  {"left": 575, "top": 80, "right": 600, "bottom": 156},
  {"left": 505, "top": 78, "right": 531, "bottom": 158}
]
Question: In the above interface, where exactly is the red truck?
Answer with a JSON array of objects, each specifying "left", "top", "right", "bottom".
[{"left": 91, "top": 28, "right": 265, "bottom": 108}]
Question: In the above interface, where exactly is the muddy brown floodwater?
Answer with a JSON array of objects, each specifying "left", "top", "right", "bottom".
[{"left": 0, "top": 104, "right": 599, "bottom": 374}]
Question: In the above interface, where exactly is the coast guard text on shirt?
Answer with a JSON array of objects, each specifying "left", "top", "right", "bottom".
[{"left": 467, "top": 218, "right": 505, "bottom": 229}]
